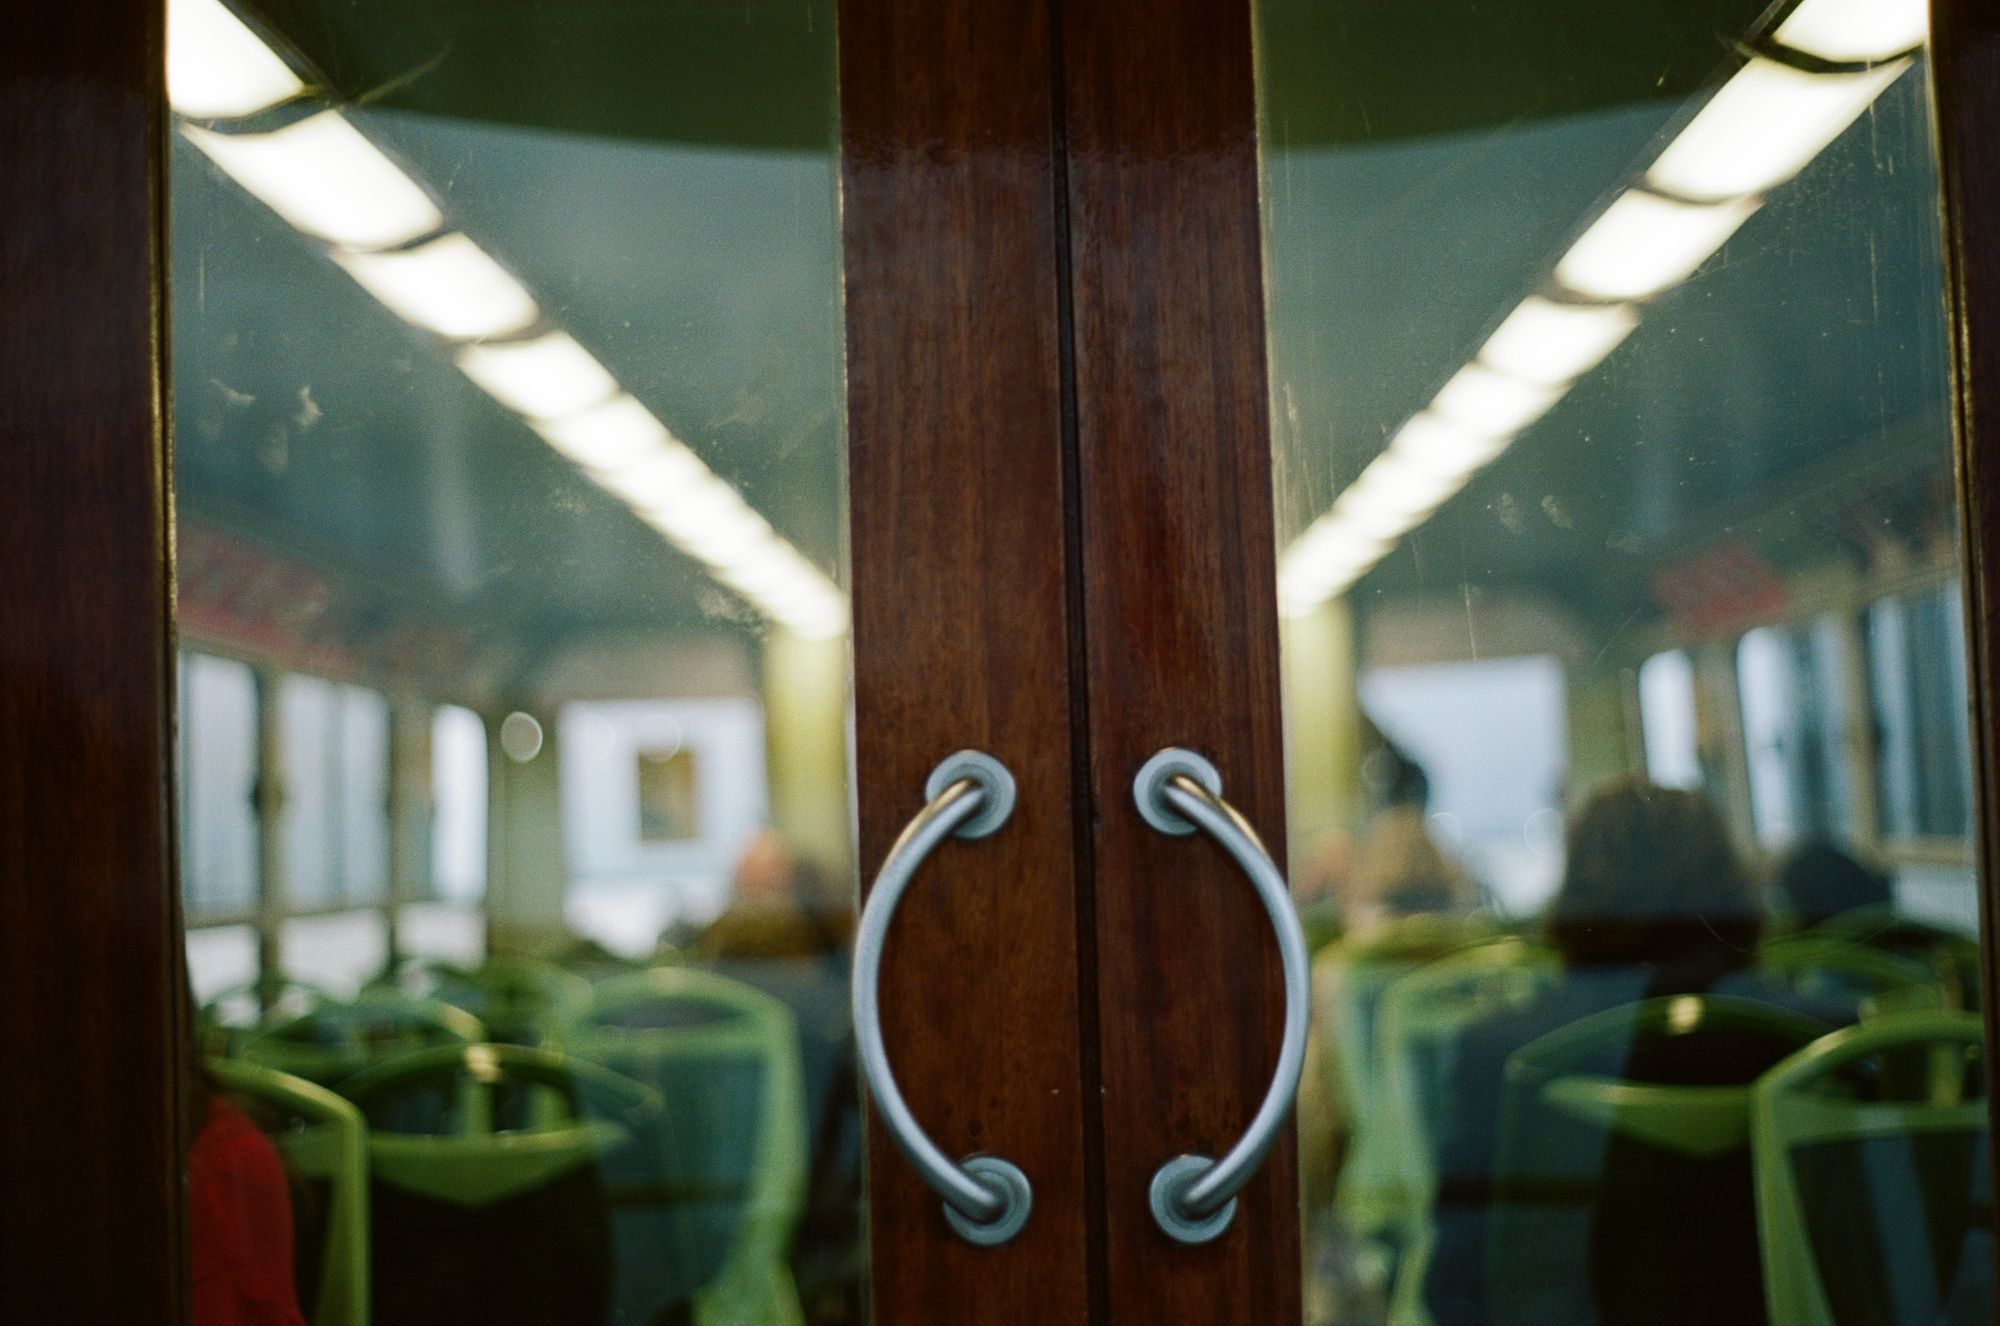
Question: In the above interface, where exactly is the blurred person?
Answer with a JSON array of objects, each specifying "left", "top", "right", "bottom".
[
  {"left": 185, "top": 994, "right": 308, "bottom": 1326},
  {"left": 1772, "top": 838, "right": 1893, "bottom": 928},
  {"left": 1297, "top": 777, "right": 1479, "bottom": 1325},
  {"left": 693, "top": 828, "right": 849, "bottom": 963},
  {"left": 1422, "top": 775, "right": 1810, "bottom": 1325}
]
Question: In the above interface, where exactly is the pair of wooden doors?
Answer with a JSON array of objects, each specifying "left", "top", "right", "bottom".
[
  {"left": 8, "top": 0, "right": 2000, "bottom": 1325},
  {"left": 1, "top": 0, "right": 1298, "bottom": 1322}
]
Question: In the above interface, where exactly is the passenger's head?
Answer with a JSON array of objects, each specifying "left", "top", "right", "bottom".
[
  {"left": 1772, "top": 840, "right": 1892, "bottom": 926},
  {"left": 1343, "top": 804, "right": 1469, "bottom": 931},
  {"left": 1548, "top": 775, "right": 1762, "bottom": 966},
  {"left": 729, "top": 828, "right": 803, "bottom": 907}
]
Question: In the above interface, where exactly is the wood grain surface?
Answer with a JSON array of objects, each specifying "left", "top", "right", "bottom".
[
  {"left": 0, "top": 2, "right": 184, "bottom": 1321},
  {"left": 1056, "top": 0, "right": 1303, "bottom": 1320},
  {"left": 839, "top": 2, "right": 1096, "bottom": 1321}
]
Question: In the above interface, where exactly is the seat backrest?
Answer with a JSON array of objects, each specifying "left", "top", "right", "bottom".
[
  {"left": 564, "top": 965, "right": 809, "bottom": 1325},
  {"left": 338, "top": 1043, "right": 656, "bottom": 1326},
  {"left": 1319, "top": 915, "right": 1488, "bottom": 1234},
  {"left": 1366, "top": 940, "right": 1557, "bottom": 1318},
  {"left": 239, "top": 991, "right": 485, "bottom": 1085},
  {"left": 370, "top": 957, "right": 592, "bottom": 1047},
  {"left": 1490, "top": 995, "right": 1824, "bottom": 1326},
  {"left": 208, "top": 1056, "right": 369, "bottom": 1326},
  {"left": 1814, "top": 907, "right": 1985, "bottom": 1012},
  {"left": 1752, "top": 1010, "right": 1992, "bottom": 1326},
  {"left": 1759, "top": 936, "right": 1941, "bottom": 1018}
]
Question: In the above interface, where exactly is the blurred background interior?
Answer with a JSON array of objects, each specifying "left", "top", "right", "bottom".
[{"left": 168, "top": 0, "right": 1989, "bottom": 1322}]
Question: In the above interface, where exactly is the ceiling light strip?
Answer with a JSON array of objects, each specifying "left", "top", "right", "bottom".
[
  {"left": 168, "top": 0, "right": 848, "bottom": 639},
  {"left": 1278, "top": 0, "right": 1924, "bottom": 617}
]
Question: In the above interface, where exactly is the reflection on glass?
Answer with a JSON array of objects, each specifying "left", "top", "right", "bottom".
[
  {"left": 1262, "top": 1, "right": 1987, "bottom": 1322},
  {"left": 170, "top": 1, "right": 856, "bottom": 1323}
]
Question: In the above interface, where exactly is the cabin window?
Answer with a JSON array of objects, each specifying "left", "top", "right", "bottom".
[
  {"left": 1736, "top": 616, "right": 1856, "bottom": 849},
  {"left": 1866, "top": 582, "right": 1973, "bottom": 843},
  {"left": 177, "top": 650, "right": 259, "bottom": 918}
]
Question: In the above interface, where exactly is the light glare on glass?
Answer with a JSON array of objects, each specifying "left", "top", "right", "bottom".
[
  {"left": 1773, "top": 0, "right": 1927, "bottom": 64},
  {"left": 1646, "top": 57, "right": 1909, "bottom": 203},
  {"left": 1477, "top": 298, "right": 1639, "bottom": 385},
  {"left": 181, "top": 113, "right": 443, "bottom": 250},
  {"left": 332, "top": 233, "right": 540, "bottom": 340},
  {"left": 455, "top": 333, "right": 620, "bottom": 421},
  {"left": 529, "top": 395, "right": 672, "bottom": 473},
  {"left": 167, "top": 0, "right": 306, "bottom": 119},
  {"left": 1388, "top": 412, "right": 1515, "bottom": 478},
  {"left": 1430, "top": 363, "right": 1565, "bottom": 438},
  {"left": 1555, "top": 190, "right": 1761, "bottom": 301}
]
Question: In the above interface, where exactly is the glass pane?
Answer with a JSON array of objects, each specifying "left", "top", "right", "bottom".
[
  {"left": 168, "top": 1, "right": 860, "bottom": 1322},
  {"left": 1260, "top": 1, "right": 1991, "bottom": 1322}
]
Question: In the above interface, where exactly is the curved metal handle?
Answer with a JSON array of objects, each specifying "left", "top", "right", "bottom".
[
  {"left": 1132, "top": 747, "right": 1311, "bottom": 1244},
  {"left": 853, "top": 750, "right": 1033, "bottom": 1245}
]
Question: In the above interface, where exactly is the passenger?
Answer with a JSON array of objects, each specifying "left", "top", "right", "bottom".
[
  {"left": 693, "top": 828, "right": 848, "bottom": 963},
  {"left": 1772, "top": 838, "right": 1893, "bottom": 928},
  {"left": 1297, "top": 779, "right": 1478, "bottom": 1324},
  {"left": 1422, "top": 775, "right": 1791, "bottom": 1326},
  {"left": 185, "top": 1008, "right": 308, "bottom": 1326},
  {"left": 692, "top": 830, "right": 862, "bottom": 1325}
]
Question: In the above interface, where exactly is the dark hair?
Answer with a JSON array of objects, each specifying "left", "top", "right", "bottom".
[
  {"left": 1773, "top": 840, "right": 1892, "bottom": 926},
  {"left": 1547, "top": 775, "right": 1763, "bottom": 966}
]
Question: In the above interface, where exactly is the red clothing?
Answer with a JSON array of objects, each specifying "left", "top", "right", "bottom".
[{"left": 189, "top": 1096, "right": 309, "bottom": 1326}]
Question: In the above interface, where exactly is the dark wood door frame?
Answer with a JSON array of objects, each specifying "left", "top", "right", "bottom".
[
  {"left": 9, "top": 1, "right": 2000, "bottom": 1323},
  {"left": 1931, "top": 0, "right": 2000, "bottom": 1280},
  {"left": 0, "top": 3, "right": 184, "bottom": 1323},
  {"left": 840, "top": 2, "right": 1097, "bottom": 1324},
  {"left": 1055, "top": 0, "right": 1301, "bottom": 1320}
]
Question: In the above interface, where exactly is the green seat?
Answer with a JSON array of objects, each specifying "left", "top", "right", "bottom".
[
  {"left": 1322, "top": 916, "right": 1491, "bottom": 1243},
  {"left": 1373, "top": 939, "right": 1557, "bottom": 1326},
  {"left": 239, "top": 991, "right": 484, "bottom": 1085},
  {"left": 202, "top": 979, "right": 337, "bottom": 1056},
  {"left": 1489, "top": 995, "right": 1825, "bottom": 1326},
  {"left": 371, "top": 956, "right": 591, "bottom": 1046},
  {"left": 1813, "top": 906, "right": 1985, "bottom": 1011},
  {"left": 1753, "top": 1010, "right": 1992, "bottom": 1325},
  {"left": 1759, "top": 935, "right": 1941, "bottom": 1017},
  {"left": 208, "top": 1057, "right": 369, "bottom": 1326},
  {"left": 340, "top": 1043, "right": 658, "bottom": 1326},
  {"left": 566, "top": 966, "right": 810, "bottom": 1326}
]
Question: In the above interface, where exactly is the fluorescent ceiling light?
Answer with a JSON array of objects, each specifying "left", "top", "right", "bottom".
[
  {"left": 1477, "top": 297, "right": 1639, "bottom": 385},
  {"left": 456, "top": 333, "right": 619, "bottom": 420},
  {"left": 332, "top": 233, "right": 539, "bottom": 340},
  {"left": 1646, "top": 57, "right": 1909, "bottom": 202},
  {"left": 530, "top": 395, "right": 672, "bottom": 473},
  {"left": 1340, "top": 450, "right": 1466, "bottom": 527},
  {"left": 1279, "top": 525, "right": 1393, "bottom": 614},
  {"left": 181, "top": 113, "right": 442, "bottom": 250},
  {"left": 168, "top": 0, "right": 306, "bottom": 119},
  {"left": 1774, "top": 0, "right": 1926, "bottom": 64},
  {"left": 1555, "top": 189, "right": 1760, "bottom": 301},
  {"left": 1430, "top": 363, "right": 1565, "bottom": 437},
  {"left": 1387, "top": 411, "right": 1515, "bottom": 478},
  {"left": 618, "top": 463, "right": 734, "bottom": 521}
]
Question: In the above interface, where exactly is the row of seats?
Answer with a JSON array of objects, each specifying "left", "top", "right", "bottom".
[
  {"left": 203, "top": 964, "right": 809, "bottom": 1326},
  {"left": 1315, "top": 916, "right": 1990, "bottom": 1325}
]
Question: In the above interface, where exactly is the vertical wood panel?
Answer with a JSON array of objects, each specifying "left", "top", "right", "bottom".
[
  {"left": 1057, "top": 0, "right": 1301, "bottom": 1320},
  {"left": 0, "top": 1, "right": 183, "bottom": 1321},
  {"left": 1930, "top": 0, "right": 2000, "bottom": 1278},
  {"left": 838, "top": 3, "right": 1095, "bottom": 1323}
]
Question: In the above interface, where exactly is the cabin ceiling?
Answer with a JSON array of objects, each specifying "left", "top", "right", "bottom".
[{"left": 172, "top": 0, "right": 1950, "bottom": 672}]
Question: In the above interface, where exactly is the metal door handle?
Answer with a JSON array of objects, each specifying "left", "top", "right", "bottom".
[
  {"left": 853, "top": 750, "right": 1033, "bottom": 1245},
  {"left": 1131, "top": 747, "right": 1311, "bottom": 1244}
]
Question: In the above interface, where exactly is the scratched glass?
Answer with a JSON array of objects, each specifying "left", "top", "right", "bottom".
[
  {"left": 1259, "top": 2, "right": 1991, "bottom": 1321},
  {"left": 169, "top": 1, "right": 860, "bottom": 1322}
]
